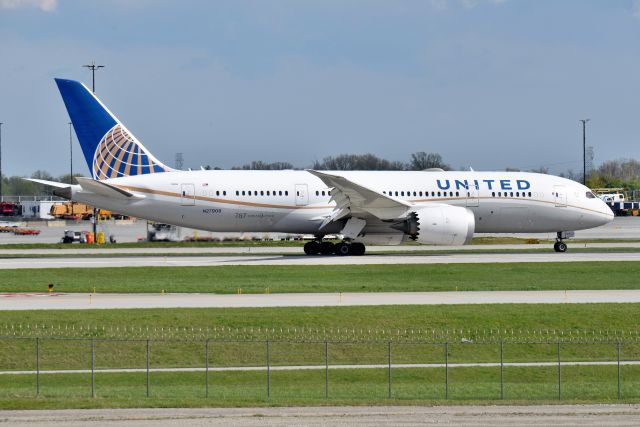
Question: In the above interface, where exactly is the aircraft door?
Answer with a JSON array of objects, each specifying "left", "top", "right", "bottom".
[
  {"left": 181, "top": 183, "right": 196, "bottom": 206},
  {"left": 553, "top": 185, "right": 567, "bottom": 207},
  {"left": 295, "top": 184, "right": 309, "bottom": 206},
  {"left": 466, "top": 184, "right": 479, "bottom": 207}
]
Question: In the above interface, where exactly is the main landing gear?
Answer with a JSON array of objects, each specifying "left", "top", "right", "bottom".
[
  {"left": 303, "top": 240, "right": 366, "bottom": 256},
  {"left": 553, "top": 231, "right": 574, "bottom": 253}
]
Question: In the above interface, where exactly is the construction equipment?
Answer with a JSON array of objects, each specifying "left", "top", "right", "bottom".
[{"left": 49, "top": 202, "right": 112, "bottom": 220}]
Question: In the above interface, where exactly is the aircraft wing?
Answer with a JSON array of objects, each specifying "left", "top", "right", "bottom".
[{"left": 307, "top": 170, "right": 410, "bottom": 226}]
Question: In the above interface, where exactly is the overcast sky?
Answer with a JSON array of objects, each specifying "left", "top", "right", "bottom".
[{"left": 1, "top": 0, "right": 640, "bottom": 176}]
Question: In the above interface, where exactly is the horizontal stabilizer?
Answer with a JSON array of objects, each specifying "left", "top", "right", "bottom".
[
  {"left": 75, "top": 177, "right": 138, "bottom": 199},
  {"left": 24, "top": 178, "right": 71, "bottom": 189}
]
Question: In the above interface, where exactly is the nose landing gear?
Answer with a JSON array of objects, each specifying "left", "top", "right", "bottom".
[
  {"left": 553, "top": 231, "right": 574, "bottom": 253},
  {"left": 553, "top": 241, "right": 567, "bottom": 253}
]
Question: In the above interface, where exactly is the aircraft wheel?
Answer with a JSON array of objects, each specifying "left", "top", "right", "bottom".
[
  {"left": 304, "top": 241, "right": 321, "bottom": 255},
  {"left": 553, "top": 242, "right": 567, "bottom": 253},
  {"left": 351, "top": 242, "right": 366, "bottom": 256},
  {"left": 319, "top": 241, "right": 335, "bottom": 255},
  {"left": 335, "top": 242, "right": 351, "bottom": 256}
]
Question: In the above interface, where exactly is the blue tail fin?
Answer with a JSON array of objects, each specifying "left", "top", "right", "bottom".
[{"left": 55, "top": 78, "right": 173, "bottom": 180}]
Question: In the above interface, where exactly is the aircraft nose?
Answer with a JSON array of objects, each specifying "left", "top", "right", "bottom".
[{"left": 598, "top": 200, "right": 614, "bottom": 225}]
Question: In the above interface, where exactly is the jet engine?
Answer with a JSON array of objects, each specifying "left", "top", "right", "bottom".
[{"left": 393, "top": 205, "right": 475, "bottom": 245}]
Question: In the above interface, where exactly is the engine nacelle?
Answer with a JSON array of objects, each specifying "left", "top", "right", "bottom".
[{"left": 396, "top": 205, "right": 475, "bottom": 246}]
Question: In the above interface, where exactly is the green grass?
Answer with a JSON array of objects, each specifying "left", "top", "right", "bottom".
[
  {"left": 0, "top": 364, "right": 638, "bottom": 409},
  {"left": 3, "top": 262, "right": 640, "bottom": 294},
  {"left": 1, "top": 305, "right": 640, "bottom": 408},
  {"left": 0, "top": 304, "right": 640, "bottom": 352}
]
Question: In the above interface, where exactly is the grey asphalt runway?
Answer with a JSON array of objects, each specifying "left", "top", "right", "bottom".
[
  {"left": 1, "top": 405, "right": 639, "bottom": 426},
  {"left": 0, "top": 216, "right": 638, "bottom": 244},
  {"left": 2, "top": 289, "right": 639, "bottom": 310},
  {"left": 1, "top": 241, "right": 640, "bottom": 256},
  {"left": 2, "top": 250, "right": 640, "bottom": 269}
]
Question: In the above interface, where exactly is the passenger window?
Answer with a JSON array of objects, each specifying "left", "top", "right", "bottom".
[
  {"left": 510, "top": 192, "right": 513, "bottom": 197},
  {"left": 437, "top": 192, "right": 441, "bottom": 197},
  {"left": 516, "top": 192, "right": 520, "bottom": 197},
  {"left": 260, "top": 191, "right": 264, "bottom": 196},
  {"left": 267, "top": 191, "right": 270, "bottom": 196},
  {"left": 401, "top": 191, "right": 405, "bottom": 196},
  {"left": 413, "top": 191, "right": 417, "bottom": 196},
  {"left": 296, "top": 191, "right": 300, "bottom": 196},
  {"left": 455, "top": 191, "right": 459, "bottom": 197},
  {"left": 279, "top": 191, "right": 283, "bottom": 196},
  {"left": 316, "top": 191, "right": 319, "bottom": 196},
  {"left": 492, "top": 192, "right": 495, "bottom": 197},
  {"left": 528, "top": 192, "right": 531, "bottom": 197},
  {"left": 241, "top": 191, "right": 245, "bottom": 196},
  {"left": 285, "top": 191, "right": 289, "bottom": 196},
  {"left": 395, "top": 191, "right": 398, "bottom": 196},
  {"left": 216, "top": 191, "right": 219, "bottom": 196}
]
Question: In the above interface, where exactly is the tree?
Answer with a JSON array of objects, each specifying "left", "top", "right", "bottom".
[{"left": 408, "top": 152, "right": 450, "bottom": 171}]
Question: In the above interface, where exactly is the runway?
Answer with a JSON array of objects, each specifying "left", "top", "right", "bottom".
[
  {"left": 2, "top": 405, "right": 639, "bottom": 426},
  {"left": 2, "top": 289, "right": 640, "bottom": 310},
  {"left": 3, "top": 250, "right": 640, "bottom": 269},
  {"left": 2, "top": 241, "right": 640, "bottom": 256}
]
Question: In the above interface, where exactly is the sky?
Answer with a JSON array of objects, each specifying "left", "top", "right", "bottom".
[{"left": 1, "top": 0, "right": 640, "bottom": 177}]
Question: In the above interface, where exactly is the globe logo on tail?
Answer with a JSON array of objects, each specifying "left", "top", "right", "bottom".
[{"left": 92, "top": 124, "right": 170, "bottom": 180}]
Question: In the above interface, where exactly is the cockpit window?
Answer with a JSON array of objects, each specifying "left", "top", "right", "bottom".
[{"left": 586, "top": 191, "right": 596, "bottom": 199}]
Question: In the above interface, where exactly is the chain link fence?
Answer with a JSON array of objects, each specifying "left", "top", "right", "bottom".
[{"left": 1, "top": 336, "right": 639, "bottom": 401}]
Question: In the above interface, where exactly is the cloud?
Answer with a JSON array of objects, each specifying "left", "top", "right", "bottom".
[{"left": 0, "top": 0, "right": 57, "bottom": 12}]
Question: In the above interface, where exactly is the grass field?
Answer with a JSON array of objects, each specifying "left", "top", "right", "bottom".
[
  {"left": 0, "top": 303, "right": 638, "bottom": 342},
  {"left": 0, "top": 363, "right": 638, "bottom": 409},
  {"left": 1, "top": 305, "right": 639, "bottom": 408},
  {"left": 2, "top": 262, "right": 640, "bottom": 294}
]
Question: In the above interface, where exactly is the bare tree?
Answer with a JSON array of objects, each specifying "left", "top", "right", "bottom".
[{"left": 408, "top": 152, "right": 450, "bottom": 171}]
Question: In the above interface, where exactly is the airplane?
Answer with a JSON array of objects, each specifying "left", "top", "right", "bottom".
[{"left": 29, "top": 78, "right": 614, "bottom": 255}]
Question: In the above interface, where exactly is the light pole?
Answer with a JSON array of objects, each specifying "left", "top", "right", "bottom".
[
  {"left": 580, "top": 119, "right": 590, "bottom": 185},
  {"left": 82, "top": 61, "right": 104, "bottom": 243},
  {"left": 69, "top": 122, "right": 73, "bottom": 185},
  {"left": 82, "top": 61, "right": 104, "bottom": 93}
]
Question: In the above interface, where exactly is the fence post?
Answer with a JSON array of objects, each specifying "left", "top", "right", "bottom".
[
  {"left": 266, "top": 340, "right": 270, "bottom": 399},
  {"left": 35, "top": 337, "right": 40, "bottom": 397},
  {"left": 146, "top": 339, "right": 150, "bottom": 398},
  {"left": 500, "top": 339, "right": 504, "bottom": 400},
  {"left": 617, "top": 341, "right": 621, "bottom": 400},
  {"left": 205, "top": 339, "right": 209, "bottom": 398},
  {"left": 557, "top": 342, "right": 561, "bottom": 400},
  {"left": 387, "top": 340, "right": 392, "bottom": 399},
  {"left": 91, "top": 339, "right": 95, "bottom": 398},
  {"left": 444, "top": 342, "right": 448, "bottom": 400},
  {"left": 324, "top": 340, "right": 328, "bottom": 399}
]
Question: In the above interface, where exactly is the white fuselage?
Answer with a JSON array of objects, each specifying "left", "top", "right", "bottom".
[{"left": 68, "top": 170, "right": 613, "bottom": 241}]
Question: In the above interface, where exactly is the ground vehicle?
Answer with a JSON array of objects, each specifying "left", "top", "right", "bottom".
[
  {"left": 0, "top": 202, "right": 21, "bottom": 216},
  {"left": 61, "top": 230, "right": 90, "bottom": 243},
  {"left": 50, "top": 202, "right": 111, "bottom": 220}
]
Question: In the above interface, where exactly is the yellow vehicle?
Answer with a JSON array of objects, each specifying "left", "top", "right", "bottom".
[{"left": 49, "top": 202, "right": 112, "bottom": 220}]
